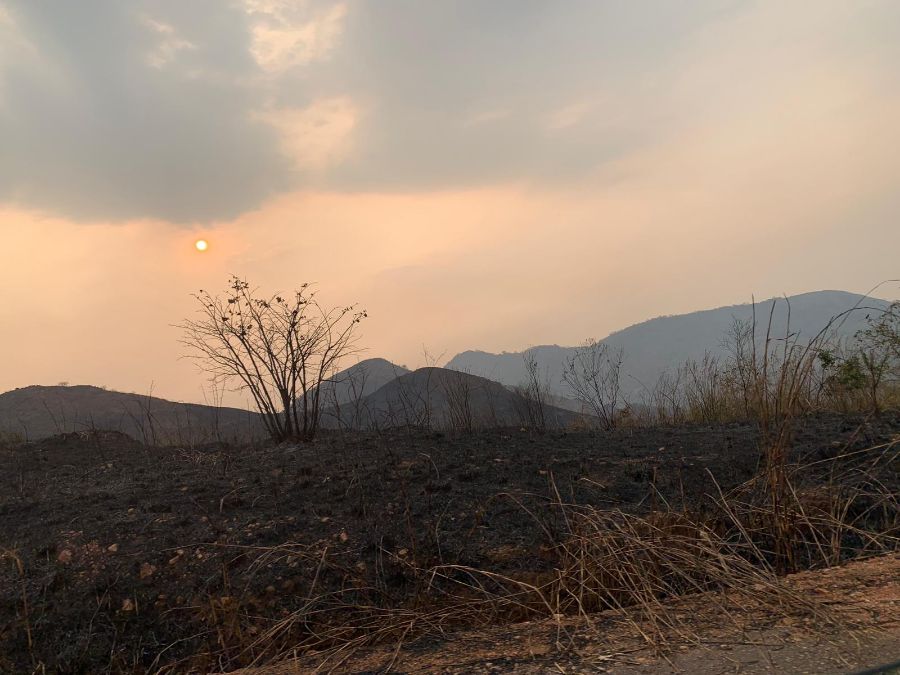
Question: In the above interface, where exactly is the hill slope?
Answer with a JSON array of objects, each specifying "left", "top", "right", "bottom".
[
  {"left": 316, "top": 358, "right": 410, "bottom": 407},
  {"left": 0, "top": 385, "right": 262, "bottom": 443},
  {"left": 446, "top": 290, "right": 891, "bottom": 399},
  {"left": 322, "top": 367, "right": 581, "bottom": 430}
]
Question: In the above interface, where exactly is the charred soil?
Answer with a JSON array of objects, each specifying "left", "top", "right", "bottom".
[{"left": 1, "top": 415, "right": 898, "bottom": 673}]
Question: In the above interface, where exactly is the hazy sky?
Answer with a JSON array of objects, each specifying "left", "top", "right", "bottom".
[{"left": 1, "top": 1, "right": 898, "bottom": 404}]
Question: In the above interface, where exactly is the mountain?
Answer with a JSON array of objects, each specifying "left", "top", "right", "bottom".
[
  {"left": 0, "top": 385, "right": 263, "bottom": 444},
  {"left": 322, "top": 367, "right": 582, "bottom": 430},
  {"left": 316, "top": 358, "right": 410, "bottom": 407},
  {"left": 445, "top": 290, "right": 892, "bottom": 400}
]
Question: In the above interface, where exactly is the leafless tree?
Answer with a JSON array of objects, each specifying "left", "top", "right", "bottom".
[
  {"left": 515, "top": 352, "right": 551, "bottom": 431},
  {"left": 723, "top": 317, "right": 756, "bottom": 418},
  {"left": 442, "top": 369, "right": 477, "bottom": 433},
  {"left": 562, "top": 340, "right": 624, "bottom": 430},
  {"left": 179, "top": 276, "right": 366, "bottom": 442},
  {"left": 325, "top": 363, "right": 372, "bottom": 432}
]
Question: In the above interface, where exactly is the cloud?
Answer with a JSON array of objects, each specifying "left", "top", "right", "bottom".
[
  {"left": 140, "top": 15, "right": 197, "bottom": 69},
  {"left": 0, "top": 0, "right": 291, "bottom": 223},
  {"left": 254, "top": 97, "right": 358, "bottom": 171},
  {"left": 1, "top": 0, "right": 899, "bottom": 225},
  {"left": 245, "top": 1, "right": 347, "bottom": 73},
  {"left": 463, "top": 109, "right": 512, "bottom": 127},
  {"left": 546, "top": 103, "right": 592, "bottom": 131}
]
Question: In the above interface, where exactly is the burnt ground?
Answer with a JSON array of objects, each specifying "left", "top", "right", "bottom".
[{"left": 1, "top": 413, "right": 898, "bottom": 673}]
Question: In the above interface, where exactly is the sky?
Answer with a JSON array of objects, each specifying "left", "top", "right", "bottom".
[{"left": 1, "top": 0, "right": 898, "bottom": 405}]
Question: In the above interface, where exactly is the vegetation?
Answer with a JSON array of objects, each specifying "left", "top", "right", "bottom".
[
  {"left": 562, "top": 339, "right": 624, "bottom": 429},
  {"left": 2, "top": 293, "right": 899, "bottom": 672},
  {"left": 180, "top": 277, "right": 365, "bottom": 442}
]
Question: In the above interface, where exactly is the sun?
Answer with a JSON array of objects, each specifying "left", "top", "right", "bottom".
[{"left": 195, "top": 239, "right": 209, "bottom": 252}]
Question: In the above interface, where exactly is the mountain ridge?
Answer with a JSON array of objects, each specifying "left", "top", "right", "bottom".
[{"left": 445, "top": 290, "right": 893, "bottom": 397}]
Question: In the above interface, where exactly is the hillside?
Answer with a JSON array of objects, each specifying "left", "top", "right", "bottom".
[
  {"left": 314, "top": 358, "right": 410, "bottom": 407},
  {"left": 322, "top": 367, "right": 582, "bottom": 430},
  {"left": 0, "top": 385, "right": 263, "bottom": 443},
  {"left": 446, "top": 290, "right": 892, "bottom": 399}
]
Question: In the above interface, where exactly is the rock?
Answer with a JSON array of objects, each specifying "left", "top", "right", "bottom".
[
  {"left": 139, "top": 562, "right": 157, "bottom": 579},
  {"left": 107, "top": 543, "right": 119, "bottom": 553},
  {"left": 57, "top": 549, "right": 73, "bottom": 564},
  {"left": 121, "top": 598, "right": 135, "bottom": 612}
]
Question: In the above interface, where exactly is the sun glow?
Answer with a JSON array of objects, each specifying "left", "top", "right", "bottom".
[{"left": 194, "top": 239, "right": 208, "bottom": 252}]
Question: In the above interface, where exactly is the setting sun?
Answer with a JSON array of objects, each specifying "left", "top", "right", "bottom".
[{"left": 194, "top": 239, "right": 208, "bottom": 252}]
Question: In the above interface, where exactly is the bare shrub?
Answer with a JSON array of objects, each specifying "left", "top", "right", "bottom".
[
  {"left": 514, "top": 352, "right": 552, "bottom": 431},
  {"left": 180, "top": 276, "right": 366, "bottom": 442},
  {"left": 442, "top": 369, "right": 477, "bottom": 433},
  {"left": 324, "top": 362, "right": 375, "bottom": 432},
  {"left": 562, "top": 341, "right": 624, "bottom": 430}
]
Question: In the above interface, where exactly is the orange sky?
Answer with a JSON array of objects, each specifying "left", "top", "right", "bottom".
[{"left": 1, "top": 1, "right": 898, "bottom": 405}]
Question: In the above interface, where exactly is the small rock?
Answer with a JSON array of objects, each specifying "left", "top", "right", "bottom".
[
  {"left": 107, "top": 544, "right": 119, "bottom": 553},
  {"left": 57, "top": 549, "right": 73, "bottom": 564},
  {"left": 139, "top": 562, "right": 157, "bottom": 579},
  {"left": 121, "top": 598, "right": 135, "bottom": 612}
]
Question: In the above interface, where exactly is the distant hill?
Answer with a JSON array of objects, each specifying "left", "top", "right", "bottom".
[
  {"left": 6, "top": 291, "right": 891, "bottom": 440},
  {"left": 0, "top": 385, "right": 263, "bottom": 443},
  {"left": 446, "top": 290, "right": 892, "bottom": 400},
  {"left": 316, "top": 358, "right": 410, "bottom": 407},
  {"left": 322, "top": 367, "right": 582, "bottom": 430},
  {"left": 1, "top": 365, "right": 578, "bottom": 441}
]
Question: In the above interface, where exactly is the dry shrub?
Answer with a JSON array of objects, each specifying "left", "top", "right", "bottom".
[
  {"left": 719, "top": 437, "right": 900, "bottom": 573},
  {"left": 204, "top": 503, "right": 859, "bottom": 671},
  {"left": 165, "top": 437, "right": 899, "bottom": 672}
]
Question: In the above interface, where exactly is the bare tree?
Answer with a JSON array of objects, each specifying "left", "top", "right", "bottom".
[
  {"left": 325, "top": 363, "right": 372, "bottom": 431},
  {"left": 515, "top": 352, "right": 551, "bottom": 431},
  {"left": 562, "top": 340, "right": 624, "bottom": 430},
  {"left": 179, "top": 276, "right": 366, "bottom": 442},
  {"left": 723, "top": 317, "right": 756, "bottom": 418},
  {"left": 442, "top": 369, "right": 477, "bottom": 433}
]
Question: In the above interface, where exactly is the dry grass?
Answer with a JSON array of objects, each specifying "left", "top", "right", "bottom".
[{"left": 174, "top": 434, "right": 898, "bottom": 672}]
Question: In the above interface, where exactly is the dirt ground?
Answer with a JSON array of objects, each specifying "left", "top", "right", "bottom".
[{"left": 1, "top": 413, "right": 898, "bottom": 673}]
